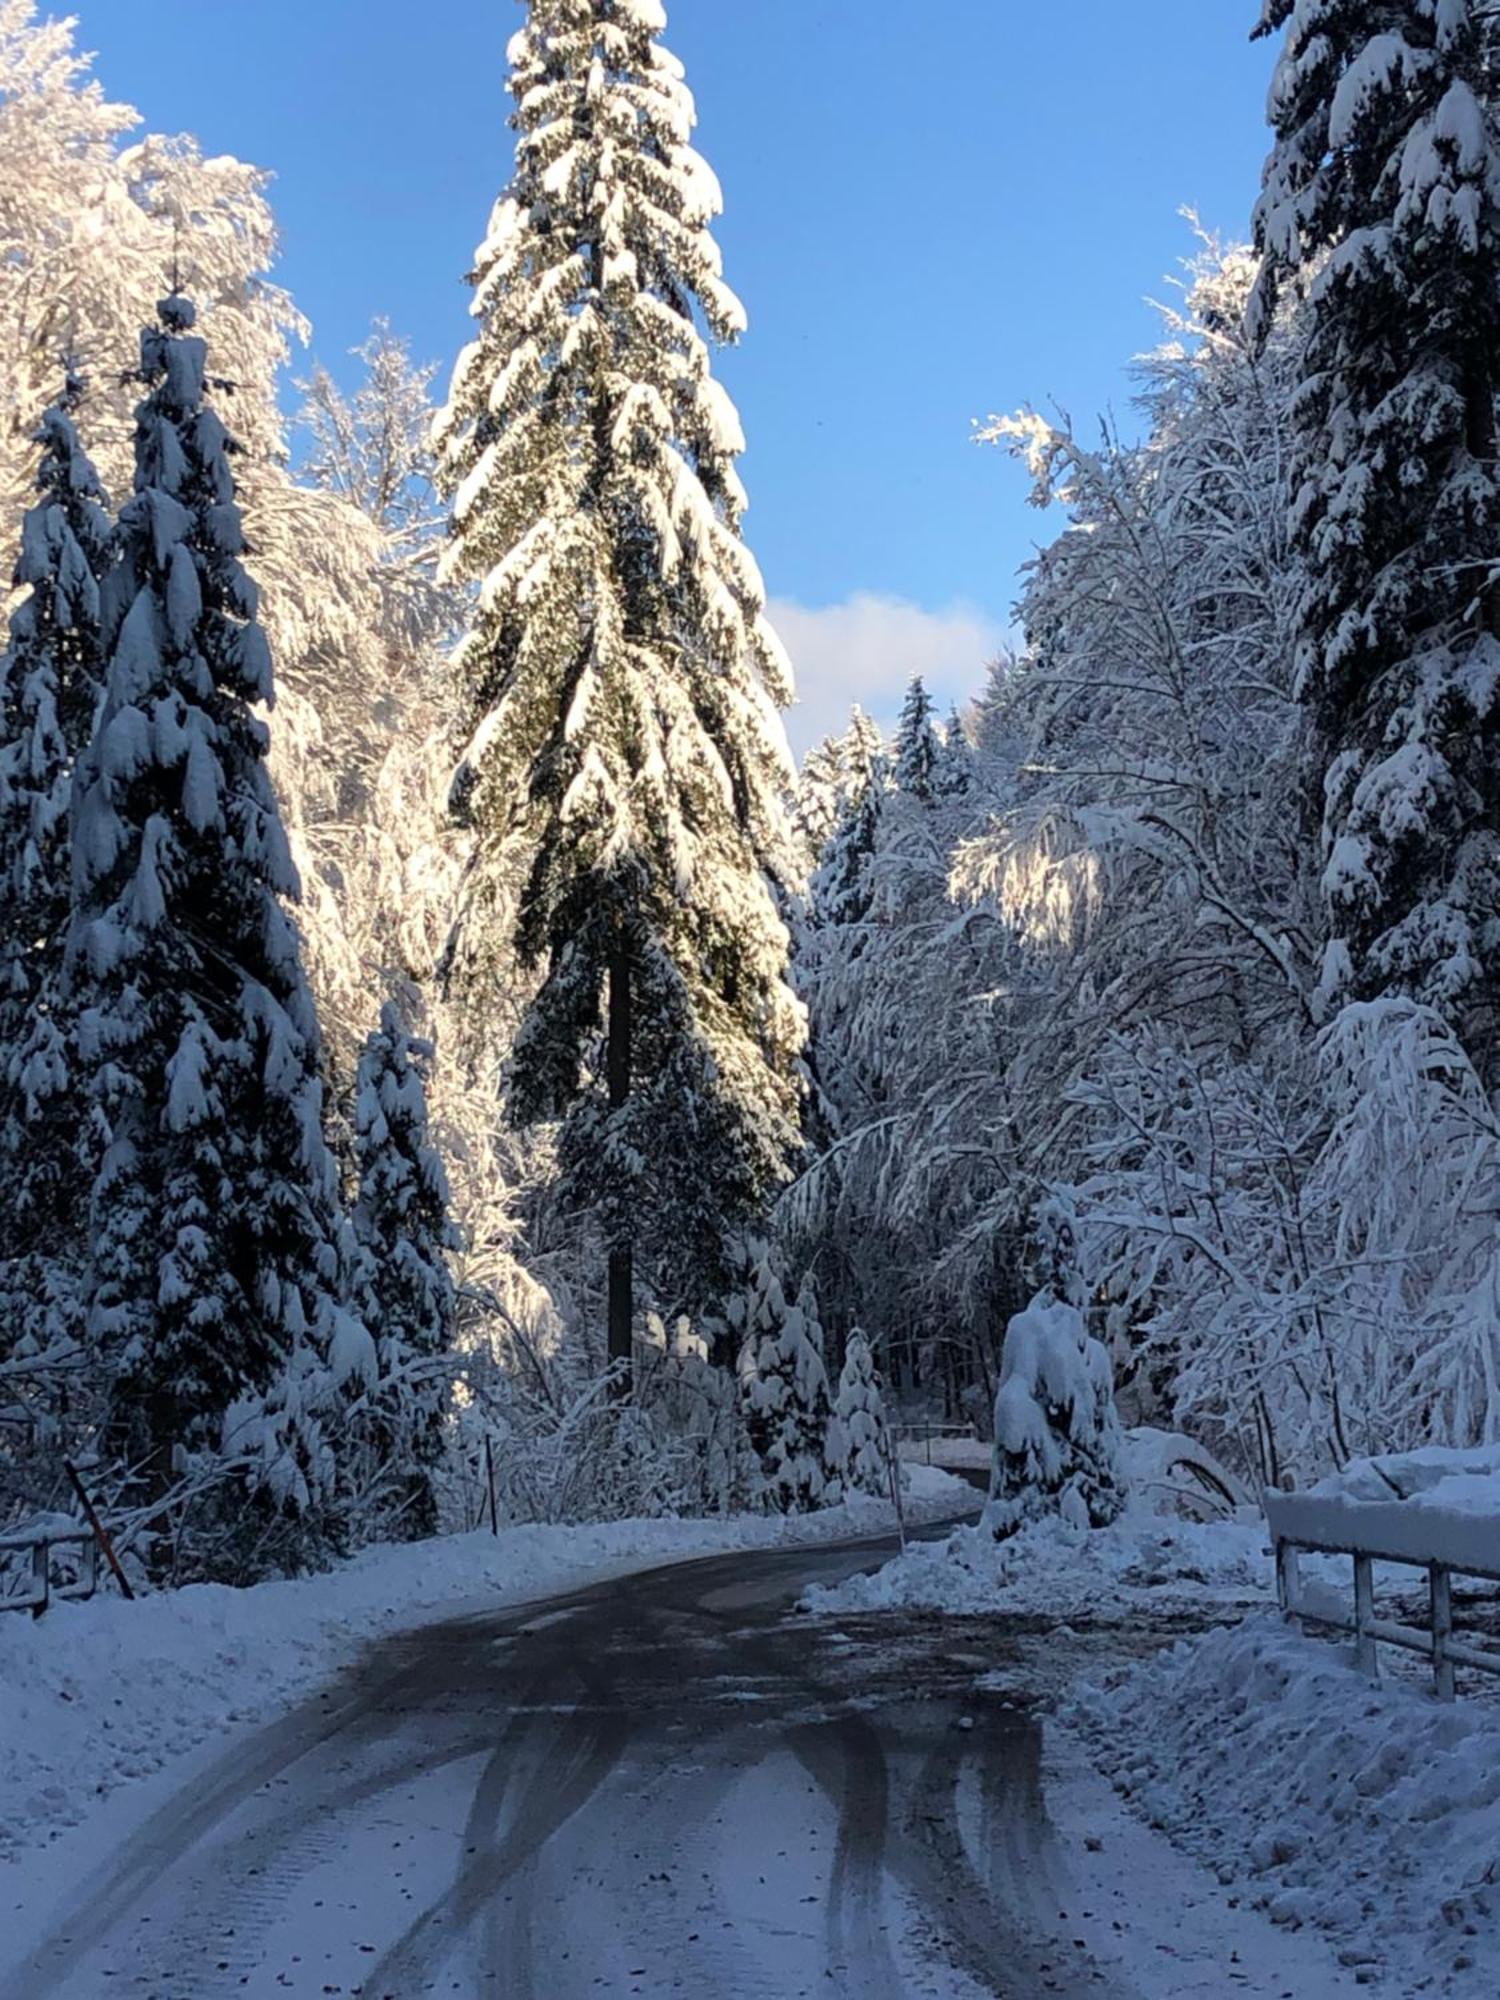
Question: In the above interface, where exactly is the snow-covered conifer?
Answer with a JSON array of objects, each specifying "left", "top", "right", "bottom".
[
  {"left": 811, "top": 756, "right": 886, "bottom": 931},
  {"left": 835, "top": 1329, "right": 892, "bottom": 1498},
  {"left": 437, "top": 0, "right": 805, "bottom": 1363},
  {"left": 986, "top": 1291, "right": 1128, "bottom": 1539},
  {"left": 1251, "top": 0, "right": 1500, "bottom": 1052},
  {"left": 0, "top": 372, "right": 112, "bottom": 1278},
  {"left": 732, "top": 1239, "right": 838, "bottom": 1512},
  {"left": 350, "top": 1000, "right": 461, "bottom": 1540},
  {"left": 792, "top": 707, "right": 890, "bottom": 870},
  {"left": 894, "top": 677, "right": 940, "bottom": 803},
  {"left": 935, "top": 704, "right": 972, "bottom": 798},
  {"left": 794, "top": 1271, "right": 846, "bottom": 1504},
  {"left": 68, "top": 296, "right": 365, "bottom": 1558},
  {"left": 792, "top": 735, "right": 847, "bottom": 866},
  {"left": 841, "top": 707, "right": 885, "bottom": 789}
]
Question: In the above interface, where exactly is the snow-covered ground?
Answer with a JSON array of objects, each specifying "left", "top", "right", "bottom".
[
  {"left": 0, "top": 1467, "right": 973, "bottom": 1868},
  {"left": 808, "top": 1487, "right": 1500, "bottom": 1996},
  {"left": 805, "top": 1508, "right": 1272, "bottom": 1622},
  {"left": 1076, "top": 1616, "right": 1500, "bottom": 1998}
]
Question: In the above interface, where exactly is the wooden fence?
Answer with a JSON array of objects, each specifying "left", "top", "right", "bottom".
[
  {"left": 1266, "top": 1492, "right": 1500, "bottom": 1701},
  {"left": 0, "top": 1523, "right": 101, "bottom": 1618}
]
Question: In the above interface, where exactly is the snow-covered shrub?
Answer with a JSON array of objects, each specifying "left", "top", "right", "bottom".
[
  {"left": 835, "top": 1329, "right": 893, "bottom": 1498},
  {"left": 1303, "top": 999, "right": 1500, "bottom": 1459},
  {"left": 644, "top": 1314, "right": 757, "bottom": 1517},
  {"left": 455, "top": 1348, "right": 715, "bottom": 1529},
  {"left": 986, "top": 1290, "right": 1127, "bottom": 1539}
]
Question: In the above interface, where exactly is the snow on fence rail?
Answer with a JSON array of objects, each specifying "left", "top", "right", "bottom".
[
  {"left": 892, "top": 1421, "right": 981, "bottom": 1468},
  {"left": 1265, "top": 1489, "right": 1500, "bottom": 1701},
  {"left": 0, "top": 1523, "right": 100, "bottom": 1619}
]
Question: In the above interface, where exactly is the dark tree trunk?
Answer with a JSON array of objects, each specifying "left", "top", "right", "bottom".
[
  {"left": 607, "top": 927, "right": 633, "bottom": 1390},
  {"left": 1464, "top": 348, "right": 1500, "bottom": 640}
]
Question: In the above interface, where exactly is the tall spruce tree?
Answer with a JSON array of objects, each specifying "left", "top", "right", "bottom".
[
  {"left": 0, "top": 372, "right": 111, "bottom": 1319},
  {"left": 1251, "top": 1, "right": 1500, "bottom": 1062},
  {"left": 350, "top": 1001, "right": 460, "bottom": 1540},
  {"left": 68, "top": 295, "right": 361, "bottom": 1531},
  {"left": 894, "top": 677, "right": 940, "bottom": 803},
  {"left": 437, "top": 0, "right": 804, "bottom": 1368}
]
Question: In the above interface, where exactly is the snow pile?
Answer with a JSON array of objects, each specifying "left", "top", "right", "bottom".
[
  {"left": 988, "top": 1290, "right": 1127, "bottom": 1538},
  {"left": 1317, "top": 1444, "right": 1500, "bottom": 1507},
  {"left": 0, "top": 1468, "right": 971, "bottom": 1866},
  {"left": 804, "top": 1509, "right": 1271, "bottom": 1621},
  {"left": 1074, "top": 1617, "right": 1500, "bottom": 1996}
]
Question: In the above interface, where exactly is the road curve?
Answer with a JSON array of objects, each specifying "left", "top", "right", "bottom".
[{"left": 14, "top": 1525, "right": 1138, "bottom": 2000}]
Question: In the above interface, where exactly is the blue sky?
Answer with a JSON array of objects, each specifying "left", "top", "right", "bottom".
[{"left": 78, "top": 0, "right": 1277, "bottom": 748}]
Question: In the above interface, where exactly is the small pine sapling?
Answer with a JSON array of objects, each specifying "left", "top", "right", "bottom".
[
  {"left": 986, "top": 1291, "right": 1128, "bottom": 1539},
  {"left": 350, "top": 1000, "right": 462, "bottom": 1542},
  {"left": 732, "top": 1240, "right": 837, "bottom": 1514},
  {"left": 836, "top": 1329, "right": 893, "bottom": 1499}
]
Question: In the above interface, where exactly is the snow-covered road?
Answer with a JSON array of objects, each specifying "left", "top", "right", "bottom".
[{"left": 9, "top": 1529, "right": 1353, "bottom": 2000}]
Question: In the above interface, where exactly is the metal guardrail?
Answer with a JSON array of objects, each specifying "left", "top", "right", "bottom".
[
  {"left": 1266, "top": 1492, "right": 1500, "bottom": 1701},
  {"left": 0, "top": 1524, "right": 101, "bottom": 1618}
]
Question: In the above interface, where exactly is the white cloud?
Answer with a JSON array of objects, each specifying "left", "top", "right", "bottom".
[{"left": 768, "top": 592, "right": 1007, "bottom": 757}]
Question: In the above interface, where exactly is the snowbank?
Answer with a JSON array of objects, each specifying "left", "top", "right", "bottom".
[
  {"left": 1074, "top": 1616, "right": 1500, "bottom": 1996},
  {"left": 0, "top": 1468, "right": 972, "bottom": 1866},
  {"left": 803, "top": 1508, "right": 1271, "bottom": 1621}
]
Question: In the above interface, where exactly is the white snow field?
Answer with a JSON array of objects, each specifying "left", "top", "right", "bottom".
[{"left": 0, "top": 1467, "right": 971, "bottom": 1868}]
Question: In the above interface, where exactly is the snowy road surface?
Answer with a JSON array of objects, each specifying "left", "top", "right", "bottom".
[{"left": 10, "top": 1528, "right": 1350, "bottom": 2000}]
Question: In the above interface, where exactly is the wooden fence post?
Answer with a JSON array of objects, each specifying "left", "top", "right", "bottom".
[
  {"left": 1276, "top": 1539, "right": 1301, "bottom": 1620},
  {"left": 887, "top": 1442, "right": 907, "bottom": 1556},
  {"left": 1353, "top": 1553, "right": 1378, "bottom": 1679},
  {"left": 1430, "top": 1562, "right": 1456, "bottom": 1701},
  {"left": 64, "top": 1458, "right": 135, "bottom": 1601}
]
